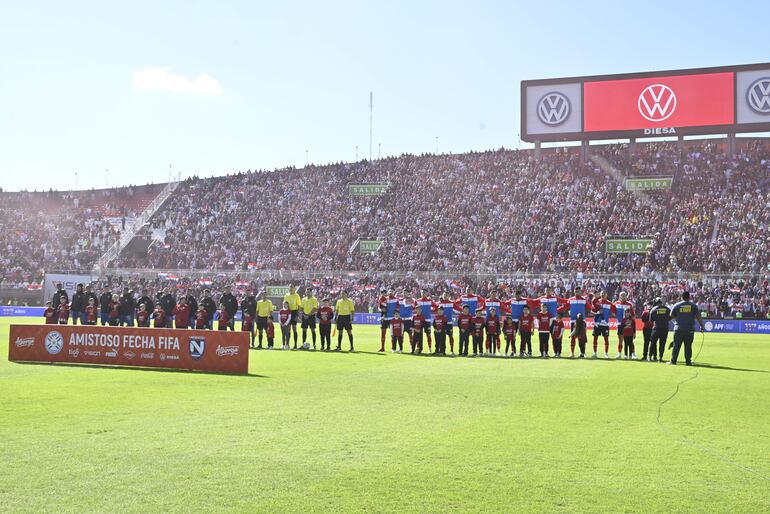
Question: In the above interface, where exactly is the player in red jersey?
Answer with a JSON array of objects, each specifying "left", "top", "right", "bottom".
[
  {"left": 502, "top": 316, "right": 516, "bottom": 356},
  {"left": 172, "top": 298, "right": 191, "bottom": 329},
  {"left": 612, "top": 291, "right": 636, "bottom": 359},
  {"left": 194, "top": 306, "right": 208, "bottom": 329},
  {"left": 57, "top": 297, "right": 70, "bottom": 325},
  {"left": 456, "top": 305, "right": 472, "bottom": 356},
  {"left": 317, "top": 298, "right": 334, "bottom": 351},
  {"left": 242, "top": 312, "right": 255, "bottom": 348},
  {"left": 136, "top": 303, "right": 150, "bottom": 327},
  {"left": 411, "top": 310, "right": 425, "bottom": 354},
  {"left": 518, "top": 306, "right": 534, "bottom": 357},
  {"left": 485, "top": 307, "right": 501, "bottom": 356},
  {"left": 265, "top": 316, "right": 276, "bottom": 349},
  {"left": 44, "top": 301, "right": 57, "bottom": 324},
  {"left": 152, "top": 306, "right": 166, "bottom": 328},
  {"left": 390, "top": 310, "right": 405, "bottom": 353},
  {"left": 279, "top": 301, "right": 292, "bottom": 349},
  {"left": 551, "top": 314, "right": 564, "bottom": 357},
  {"left": 471, "top": 308, "right": 485, "bottom": 357},
  {"left": 536, "top": 303, "right": 555, "bottom": 358},
  {"left": 621, "top": 309, "right": 637, "bottom": 359},
  {"left": 377, "top": 289, "right": 388, "bottom": 352},
  {"left": 217, "top": 304, "right": 230, "bottom": 331},
  {"left": 84, "top": 298, "right": 99, "bottom": 326}
]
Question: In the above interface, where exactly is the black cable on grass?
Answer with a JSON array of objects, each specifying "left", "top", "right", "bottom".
[{"left": 656, "top": 332, "right": 770, "bottom": 482}]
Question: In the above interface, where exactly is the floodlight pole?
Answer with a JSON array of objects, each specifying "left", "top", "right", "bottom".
[{"left": 369, "top": 92, "right": 373, "bottom": 161}]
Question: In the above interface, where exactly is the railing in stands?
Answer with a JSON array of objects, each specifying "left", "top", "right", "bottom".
[{"left": 94, "top": 181, "right": 180, "bottom": 271}]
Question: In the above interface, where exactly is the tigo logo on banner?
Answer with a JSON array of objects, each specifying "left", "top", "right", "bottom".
[
  {"left": 537, "top": 92, "right": 570, "bottom": 125},
  {"left": 189, "top": 337, "right": 206, "bottom": 360},
  {"left": 638, "top": 84, "right": 677, "bottom": 122}
]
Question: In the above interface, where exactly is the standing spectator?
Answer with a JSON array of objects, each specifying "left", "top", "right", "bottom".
[
  {"left": 70, "top": 283, "right": 87, "bottom": 325},
  {"left": 219, "top": 285, "right": 238, "bottom": 331}
]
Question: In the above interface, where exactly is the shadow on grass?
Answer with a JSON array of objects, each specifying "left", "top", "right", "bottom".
[
  {"left": 691, "top": 362, "right": 769, "bottom": 374},
  {"left": 13, "top": 361, "right": 268, "bottom": 378}
]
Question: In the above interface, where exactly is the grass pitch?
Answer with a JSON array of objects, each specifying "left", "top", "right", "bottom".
[{"left": 1, "top": 316, "right": 768, "bottom": 513}]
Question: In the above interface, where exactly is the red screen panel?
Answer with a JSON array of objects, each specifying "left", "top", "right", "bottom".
[{"left": 584, "top": 72, "right": 734, "bottom": 132}]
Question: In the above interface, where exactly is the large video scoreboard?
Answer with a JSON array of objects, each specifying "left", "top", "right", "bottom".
[{"left": 521, "top": 63, "right": 770, "bottom": 142}]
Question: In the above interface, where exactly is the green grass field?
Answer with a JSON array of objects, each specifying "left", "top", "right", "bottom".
[{"left": 1, "top": 316, "right": 768, "bottom": 513}]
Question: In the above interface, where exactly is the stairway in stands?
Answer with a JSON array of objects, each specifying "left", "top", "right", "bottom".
[{"left": 94, "top": 180, "right": 180, "bottom": 271}]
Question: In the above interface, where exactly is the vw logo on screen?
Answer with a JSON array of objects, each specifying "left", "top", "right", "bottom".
[
  {"left": 638, "top": 84, "right": 677, "bottom": 122},
  {"left": 537, "top": 92, "right": 571, "bottom": 126},
  {"left": 747, "top": 77, "right": 770, "bottom": 114}
]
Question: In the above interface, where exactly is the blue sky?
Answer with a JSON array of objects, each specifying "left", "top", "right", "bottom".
[{"left": 1, "top": 0, "right": 769, "bottom": 191}]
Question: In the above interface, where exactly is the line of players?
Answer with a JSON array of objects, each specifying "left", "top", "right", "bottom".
[{"left": 375, "top": 286, "right": 677, "bottom": 361}]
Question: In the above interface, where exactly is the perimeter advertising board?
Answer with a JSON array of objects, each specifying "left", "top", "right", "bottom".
[{"left": 8, "top": 324, "right": 249, "bottom": 374}]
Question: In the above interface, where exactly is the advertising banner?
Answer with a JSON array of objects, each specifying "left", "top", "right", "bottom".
[
  {"left": 43, "top": 273, "right": 94, "bottom": 304},
  {"left": 605, "top": 238, "right": 653, "bottom": 253},
  {"left": 624, "top": 176, "right": 673, "bottom": 191},
  {"left": 584, "top": 72, "right": 734, "bottom": 132},
  {"left": 349, "top": 184, "right": 389, "bottom": 196},
  {"left": 265, "top": 285, "right": 290, "bottom": 297},
  {"left": 8, "top": 324, "right": 249, "bottom": 374}
]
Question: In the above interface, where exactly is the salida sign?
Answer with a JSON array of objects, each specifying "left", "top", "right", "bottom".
[{"left": 9, "top": 324, "right": 249, "bottom": 374}]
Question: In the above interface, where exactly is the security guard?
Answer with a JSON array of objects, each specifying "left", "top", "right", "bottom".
[
  {"left": 669, "top": 291, "right": 704, "bottom": 366},
  {"left": 648, "top": 297, "right": 671, "bottom": 362},
  {"left": 300, "top": 289, "right": 319, "bottom": 349},
  {"left": 334, "top": 290, "right": 356, "bottom": 352}
]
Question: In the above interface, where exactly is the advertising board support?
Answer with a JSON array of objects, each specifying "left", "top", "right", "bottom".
[
  {"left": 534, "top": 141, "right": 541, "bottom": 160},
  {"left": 629, "top": 137, "right": 637, "bottom": 154},
  {"left": 728, "top": 132, "right": 736, "bottom": 157}
]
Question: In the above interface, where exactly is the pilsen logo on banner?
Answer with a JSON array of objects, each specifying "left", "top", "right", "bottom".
[{"left": 8, "top": 324, "right": 249, "bottom": 375}]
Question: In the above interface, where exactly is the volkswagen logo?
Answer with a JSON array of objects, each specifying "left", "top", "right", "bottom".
[
  {"left": 537, "top": 92, "right": 570, "bottom": 126},
  {"left": 747, "top": 77, "right": 770, "bottom": 114},
  {"left": 638, "top": 84, "right": 677, "bottom": 122}
]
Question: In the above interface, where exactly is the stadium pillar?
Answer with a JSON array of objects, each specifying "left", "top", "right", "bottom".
[
  {"left": 535, "top": 141, "right": 541, "bottom": 161},
  {"left": 677, "top": 135, "right": 684, "bottom": 153},
  {"left": 581, "top": 140, "right": 588, "bottom": 163},
  {"left": 728, "top": 133, "right": 736, "bottom": 158},
  {"left": 629, "top": 138, "right": 636, "bottom": 155}
]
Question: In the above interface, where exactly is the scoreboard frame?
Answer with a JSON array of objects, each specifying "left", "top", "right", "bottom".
[{"left": 521, "top": 62, "right": 770, "bottom": 143}]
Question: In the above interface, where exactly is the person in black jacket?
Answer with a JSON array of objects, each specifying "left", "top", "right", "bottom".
[
  {"left": 99, "top": 289, "right": 113, "bottom": 325},
  {"left": 219, "top": 285, "right": 238, "bottom": 330},
  {"left": 159, "top": 288, "right": 176, "bottom": 328},
  {"left": 183, "top": 291, "right": 198, "bottom": 322},
  {"left": 84, "top": 284, "right": 99, "bottom": 311},
  {"left": 120, "top": 287, "right": 137, "bottom": 327},
  {"left": 136, "top": 289, "right": 154, "bottom": 316},
  {"left": 200, "top": 289, "right": 217, "bottom": 330},
  {"left": 52, "top": 283, "right": 68, "bottom": 310},
  {"left": 70, "top": 283, "right": 87, "bottom": 325},
  {"left": 649, "top": 297, "right": 671, "bottom": 362},
  {"left": 240, "top": 289, "right": 257, "bottom": 329}
]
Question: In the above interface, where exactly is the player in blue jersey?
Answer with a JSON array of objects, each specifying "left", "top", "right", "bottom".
[
  {"left": 612, "top": 291, "right": 636, "bottom": 359},
  {"left": 591, "top": 290, "right": 613, "bottom": 358},
  {"left": 568, "top": 286, "right": 593, "bottom": 358}
]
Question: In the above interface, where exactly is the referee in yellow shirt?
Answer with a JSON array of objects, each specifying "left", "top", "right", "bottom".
[
  {"left": 256, "top": 291, "right": 274, "bottom": 349},
  {"left": 335, "top": 290, "right": 356, "bottom": 351},
  {"left": 284, "top": 285, "right": 302, "bottom": 349},
  {"left": 300, "top": 289, "right": 319, "bottom": 349}
]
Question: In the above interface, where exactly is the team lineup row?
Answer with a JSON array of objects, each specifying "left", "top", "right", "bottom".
[{"left": 45, "top": 284, "right": 705, "bottom": 365}]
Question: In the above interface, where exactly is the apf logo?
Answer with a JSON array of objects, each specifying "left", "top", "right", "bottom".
[
  {"left": 537, "top": 92, "right": 570, "bottom": 126},
  {"left": 747, "top": 77, "right": 770, "bottom": 114},
  {"left": 638, "top": 84, "right": 677, "bottom": 122},
  {"left": 44, "top": 331, "right": 64, "bottom": 355},
  {"left": 189, "top": 337, "right": 206, "bottom": 360}
]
